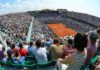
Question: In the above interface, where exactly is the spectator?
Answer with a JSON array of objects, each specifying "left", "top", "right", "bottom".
[
  {"left": 13, "top": 50, "right": 25, "bottom": 64},
  {"left": 85, "top": 33, "right": 98, "bottom": 64},
  {"left": 63, "top": 38, "right": 75, "bottom": 57},
  {"left": 11, "top": 44, "right": 20, "bottom": 57},
  {"left": 28, "top": 41, "right": 36, "bottom": 56},
  {"left": 49, "top": 38, "right": 64, "bottom": 60},
  {"left": 57, "top": 33, "right": 87, "bottom": 70},
  {"left": 45, "top": 39, "right": 51, "bottom": 49},
  {"left": 34, "top": 39, "right": 48, "bottom": 64},
  {"left": 0, "top": 47, "right": 5, "bottom": 61},
  {"left": 23, "top": 42, "right": 29, "bottom": 52},
  {"left": 88, "top": 28, "right": 100, "bottom": 37},
  {"left": 96, "top": 28, "right": 100, "bottom": 37},
  {"left": 7, "top": 49, "right": 13, "bottom": 62},
  {"left": 0, "top": 41, "right": 3, "bottom": 51},
  {"left": 18, "top": 42, "right": 27, "bottom": 57}
]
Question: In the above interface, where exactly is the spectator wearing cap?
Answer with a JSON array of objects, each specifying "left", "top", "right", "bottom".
[
  {"left": 85, "top": 33, "right": 98, "bottom": 64},
  {"left": 88, "top": 28, "right": 100, "bottom": 38}
]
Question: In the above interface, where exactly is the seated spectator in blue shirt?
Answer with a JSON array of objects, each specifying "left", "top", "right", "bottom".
[{"left": 28, "top": 41, "right": 36, "bottom": 56}]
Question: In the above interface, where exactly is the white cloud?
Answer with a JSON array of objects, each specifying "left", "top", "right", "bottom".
[{"left": 0, "top": 0, "right": 100, "bottom": 17}]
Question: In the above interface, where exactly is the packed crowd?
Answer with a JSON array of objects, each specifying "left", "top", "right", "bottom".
[
  {"left": 0, "top": 11, "right": 100, "bottom": 70},
  {"left": 0, "top": 11, "right": 96, "bottom": 43},
  {"left": 0, "top": 12, "right": 55, "bottom": 44},
  {"left": 62, "top": 17, "right": 96, "bottom": 33},
  {"left": 66, "top": 11, "right": 100, "bottom": 27},
  {"left": 35, "top": 13, "right": 63, "bottom": 23},
  {"left": 0, "top": 10, "right": 98, "bottom": 43},
  {"left": 0, "top": 28, "right": 100, "bottom": 70},
  {"left": 0, "top": 13, "right": 32, "bottom": 43},
  {"left": 33, "top": 19, "right": 56, "bottom": 39},
  {"left": 34, "top": 11, "right": 96, "bottom": 33}
]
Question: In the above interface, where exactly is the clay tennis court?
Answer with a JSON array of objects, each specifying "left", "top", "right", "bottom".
[{"left": 47, "top": 23, "right": 77, "bottom": 37}]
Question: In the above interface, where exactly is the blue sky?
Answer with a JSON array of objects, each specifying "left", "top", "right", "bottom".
[{"left": 0, "top": 0, "right": 100, "bottom": 17}]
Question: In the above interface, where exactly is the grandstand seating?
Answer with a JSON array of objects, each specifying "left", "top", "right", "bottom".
[
  {"left": 0, "top": 60, "right": 57, "bottom": 70},
  {"left": 0, "top": 10, "right": 100, "bottom": 70}
]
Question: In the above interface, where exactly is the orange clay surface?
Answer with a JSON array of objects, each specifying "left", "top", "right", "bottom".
[{"left": 47, "top": 23, "right": 77, "bottom": 37}]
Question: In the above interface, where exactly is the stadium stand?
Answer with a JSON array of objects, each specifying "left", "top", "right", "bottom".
[{"left": 0, "top": 9, "right": 100, "bottom": 70}]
